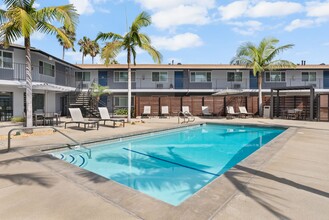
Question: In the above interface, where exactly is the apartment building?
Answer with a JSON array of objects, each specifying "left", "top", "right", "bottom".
[{"left": 1, "top": 45, "right": 329, "bottom": 120}]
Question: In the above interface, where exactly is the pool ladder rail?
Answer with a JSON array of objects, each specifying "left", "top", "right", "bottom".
[
  {"left": 6, "top": 126, "right": 92, "bottom": 159},
  {"left": 178, "top": 111, "right": 195, "bottom": 124}
]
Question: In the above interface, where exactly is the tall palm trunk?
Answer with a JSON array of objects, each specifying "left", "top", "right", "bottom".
[
  {"left": 82, "top": 54, "right": 84, "bottom": 64},
  {"left": 258, "top": 72, "right": 263, "bottom": 117},
  {"left": 25, "top": 37, "right": 33, "bottom": 127},
  {"left": 92, "top": 56, "right": 94, "bottom": 64},
  {"left": 127, "top": 49, "right": 131, "bottom": 123},
  {"left": 62, "top": 46, "right": 65, "bottom": 60}
]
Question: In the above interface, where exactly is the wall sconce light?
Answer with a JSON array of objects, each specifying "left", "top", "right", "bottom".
[{"left": 48, "top": 56, "right": 53, "bottom": 61}]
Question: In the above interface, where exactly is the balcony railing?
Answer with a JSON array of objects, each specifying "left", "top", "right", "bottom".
[{"left": 0, "top": 62, "right": 76, "bottom": 87}]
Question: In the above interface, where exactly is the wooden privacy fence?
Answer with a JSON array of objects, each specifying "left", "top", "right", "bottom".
[
  {"left": 319, "top": 94, "right": 329, "bottom": 121},
  {"left": 135, "top": 96, "right": 259, "bottom": 117},
  {"left": 135, "top": 95, "right": 326, "bottom": 120}
]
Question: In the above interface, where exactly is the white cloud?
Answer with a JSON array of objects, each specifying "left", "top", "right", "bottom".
[
  {"left": 229, "top": 20, "right": 263, "bottom": 35},
  {"left": 284, "top": 19, "right": 315, "bottom": 31},
  {"left": 218, "top": 1, "right": 303, "bottom": 20},
  {"left": 218, "top": 1, "right": 248, "bottom": 20},
  {"left": 152, "top": 33, "right": 203, "bottom": 51},
  {"left": 137, "top": 0, "right": 215, "bottom": 29},
  {"left": 69, "top": 0, "right": 94, "bottom": 15},
  {"left": 152, "top": 5, "right": 211, "bottom": 29},
  {"left": 138, "top": 0, "right": 215, "bottom": 10},
  {"left": 247, "top": 1, "right": 303, "bottom": 18},
  {"left": 284, "top": 18, "right": 325, "bottom": 31},
  {"left": 306, "top": 1, "right": 329, "bottom": 17}
]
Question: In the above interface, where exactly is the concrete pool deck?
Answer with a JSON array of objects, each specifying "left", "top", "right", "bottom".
[{"left": 0, "top": 117, "right": 328, "bottom": 219}]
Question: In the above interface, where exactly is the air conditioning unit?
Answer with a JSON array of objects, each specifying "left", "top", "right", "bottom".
[
  {"left": 233, "top": 84, "right": 241, "bottom": 89},
  {"left": 156, "top": 84, "right": 163, "bottom": 89}
]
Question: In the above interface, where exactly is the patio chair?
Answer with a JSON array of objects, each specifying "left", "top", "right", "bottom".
[
  {"left": 161, "top": 106, "right": 170, "bottom": 118},
  {"left": 98, "top": 107, "right": 125, "bottom": 127},
  {"left": 202, "top": 106, "right": 213, "bottom": 117},
  {"left": 226, "top": 106, "right": 240, "bottom": 119},
  {"left": 238, "top": 106, "right": 254, "bottom": 118},
  {"left": 65, "top": 108, "right": 99, "bottom": 132},
  {"left": 181, "top": 106, "right": 195, "bottom": 122},
  {"left": 142, "top": 106, "right": 151, "bottom": 118}
]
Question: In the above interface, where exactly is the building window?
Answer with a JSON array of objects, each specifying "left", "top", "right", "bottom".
[
  {"left": 75, "top": 72, "right": 90, "bottom": 81},
  {"left": 0, "top": 50, "right": 13, "bottom": 69},
  {"left": 302, "top": 72, "right": 316, "bottom": 81},
  {"left": 152, "top": 72, "right": 168, "bottom": 82},
  {"left": 227, "top": 72, "right": 242, "bottom": 82},
  {"left": 113, "top": 96, "right": 135, "bottom": 108},
  {"left": 265, "top": 71, "right": 285, "bottom": 82},
  {"left": 114, "top": 71, "right": 136, "bottom": 82},
  {"left": 39, "top": 61, "right": 55, "bottom": 77},
  {"left": 190, "top": 71, "right": 211, "bottom": 82}
]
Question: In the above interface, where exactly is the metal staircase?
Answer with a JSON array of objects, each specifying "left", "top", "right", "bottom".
[{"left": 68, "top": 80, "right": 108, "bottom": 118}]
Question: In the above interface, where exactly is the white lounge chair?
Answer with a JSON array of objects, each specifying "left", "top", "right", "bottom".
[
  {"left": 202, "top": 106, "right": 213, "bottom": 117},
  {"left": 65, "top": 108, "right": 99, "bottom": 132},
  {"left": 161, "top": 106, "right": 170, "bottom": 118},
  {"left": 238, "top": 106, "right": 254, "bottom": 118},
  {"left": 98, "top": 107, "right": 125, "bottom": 127},
  {"left": 142, "top": 106, "right": 151, "bottom": 118},
  {"left": 226, "top": 106, "right": 240, "bottom": 119}
]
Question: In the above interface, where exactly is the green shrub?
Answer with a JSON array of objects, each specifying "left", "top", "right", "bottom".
[
  {"left": 114, "top": 108, "right": 128, "bottom": 115},
  {"left": 11, "top": 117, "right": 25, "bottom": 123},
  {"left": 114, "top": 108, "right": 135, "bottom": 118}
]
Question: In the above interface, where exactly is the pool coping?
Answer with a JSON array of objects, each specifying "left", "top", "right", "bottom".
[{"left": 19, "top": 122, "right": 297, "bottom": 219}]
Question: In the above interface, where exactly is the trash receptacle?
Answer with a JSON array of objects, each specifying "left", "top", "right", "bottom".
[{"left": 263, "top": 106, "right": 270, "bottom": 118}]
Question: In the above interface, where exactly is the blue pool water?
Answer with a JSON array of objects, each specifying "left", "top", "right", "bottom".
[{"left": 52, "top": 124, "right": 285, "bottom": 206}]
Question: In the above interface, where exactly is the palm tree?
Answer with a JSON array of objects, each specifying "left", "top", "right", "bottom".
[
  {"left": 89, "top": 41, "right": 99, "bottom": 64},
  {"left": 96, "top": 11, "right": 162, "bottom": 122},
  {"left": 78, "top": 36, "right": 92, "bottom": 64},
  {"left": 90, "top": 83, "right": 111, "bottom": 107},
  {"left": 57, "top": 26, "right": 76, "bottom": 60},
  {"left": 0, "top": 0, "right": 78, "bottom": 128},
  {"left": 230, "top": 37, "right": 295, "bottom": 116}
]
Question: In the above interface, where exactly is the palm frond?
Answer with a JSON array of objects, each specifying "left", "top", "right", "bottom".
[
  {"left": 101, "top": 41, "right": 123, "bottom": 65},
  {"left": 266, "top": 60, "right": 296, "bottom": 70},
  {"left": 8, "top": 7, "right": 36, "bottom": 37},
  {"left": 131, "top": 11, "right": 151, "bottom": 32},
  {"left": 95, "top": 32, "right": 123, "bottom": 42},
  {"left": 0, "top": 21, "right": 22, "bottom": 46},
  {"left": 36, "top": 4, "right": 78, "bottom": 32},
  {"left": 37, "top": 21, "right": 72, "bottom": 47},
  {"left": 265, "top": 44, "right": 295, "bottom": 63},
  {"left": 0, "top": 9, "right": 8, "bottom": 24},
  {"left": 141, "top": 43, "right": 162, "bottom": 64}
]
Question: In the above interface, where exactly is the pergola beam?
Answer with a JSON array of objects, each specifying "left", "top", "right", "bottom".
[{"left": 270, "top": 85, "right": 315, "bottom": 120}]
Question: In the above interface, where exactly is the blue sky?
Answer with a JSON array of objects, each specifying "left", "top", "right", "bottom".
[{"left": 8, "top": 0, "right": 329, "bottom": 65}]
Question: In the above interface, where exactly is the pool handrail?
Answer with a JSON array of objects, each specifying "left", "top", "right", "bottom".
[
  {"left": 178, "top": 111, "right": 195, "bottom": 124},
  {"left": 6, "top": 126, "right": 91, "bottom": 159}
]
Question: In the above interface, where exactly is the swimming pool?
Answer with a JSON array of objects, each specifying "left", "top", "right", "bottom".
[{"left": 51, "top": 124, "right": 285, "bottom": 206}]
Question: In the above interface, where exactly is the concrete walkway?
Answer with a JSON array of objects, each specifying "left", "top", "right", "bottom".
[{"left": 0, "top": 117, "right": 328, "bottom": 219}]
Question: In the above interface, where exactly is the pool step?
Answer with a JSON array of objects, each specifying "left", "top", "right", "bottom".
[{"left": 53, "top": 153, "right": 88, "bottom": 167}]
